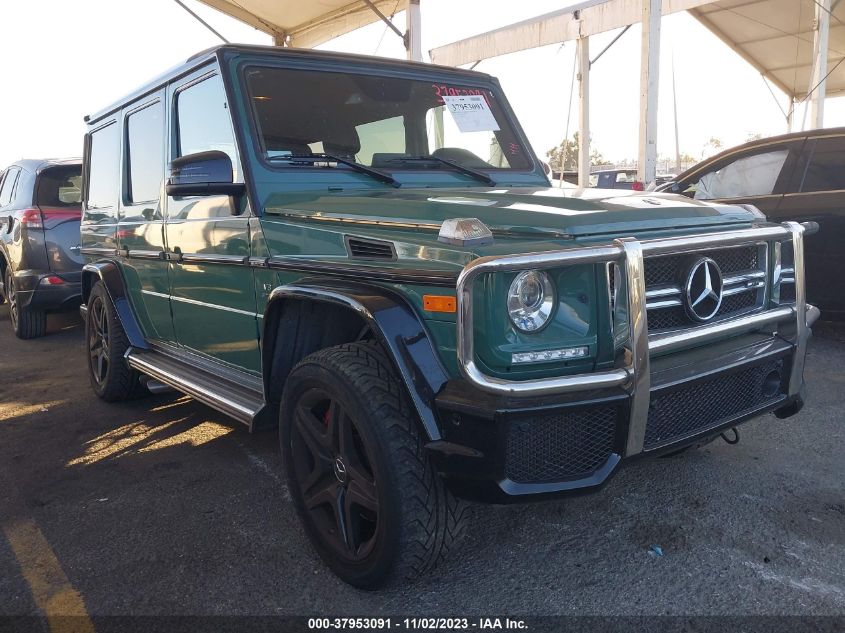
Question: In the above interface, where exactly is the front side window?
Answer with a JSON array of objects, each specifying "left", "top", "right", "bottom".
[
  {"left": 86, "top": 122, "right": 120, "bottom": 217},
  {"left": 244, "top": 66, "right": 534, "bottom": 175},
  {"left": 176, "top": 74, "right": 238, "bottom": 168},
  {"left": 693, "top": 149, "right": 788, "bottom": 200},
  {"left": 126, "top": 101, "right": 164, "bottom": 205},
  {"left": 800, "top": 137, "right": 845, "bottom": 192}
]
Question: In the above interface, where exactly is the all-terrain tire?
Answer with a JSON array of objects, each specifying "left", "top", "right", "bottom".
[
  {"left": 86, "top": 281, "right": 146, "bottom": 402},
  {"left": 5, "top": 267, "right": 46, "bottom": 339},
  {"left": 280, "top": 340, "right": 468, "bottom": 588}
]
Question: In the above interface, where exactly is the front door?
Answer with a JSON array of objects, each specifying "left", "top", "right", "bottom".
[
  {"left": 118, "top": 91, "right": 175, "bottom": 342},
  {"left": 164, "top": 69, "right": 260, "bottom": 372}
]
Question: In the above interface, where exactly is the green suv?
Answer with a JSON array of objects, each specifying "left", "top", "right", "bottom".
[{"left": 80, "top": 45, "right": 818, "bottom": 588}]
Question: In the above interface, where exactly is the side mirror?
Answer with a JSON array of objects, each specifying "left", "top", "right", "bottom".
[{"left": 166, "top": 150, "right": 246, "bottom": 197}]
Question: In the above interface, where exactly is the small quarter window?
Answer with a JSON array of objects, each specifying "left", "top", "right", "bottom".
[{"left": 126, "top": 101, "right": 164, "bottom": 204}]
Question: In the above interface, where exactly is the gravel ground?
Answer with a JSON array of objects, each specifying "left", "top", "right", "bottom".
[{"left": 0, "top": 307, "right": 842, "bottom": 618}]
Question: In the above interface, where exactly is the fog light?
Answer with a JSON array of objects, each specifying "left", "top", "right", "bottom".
[{"left": 512, "top": 346, "right": 589, "bottom": 364}]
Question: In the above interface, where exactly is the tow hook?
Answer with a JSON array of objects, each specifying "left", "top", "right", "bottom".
[{"left": 720, "top": 427, "right": 740, "bottom": 445}]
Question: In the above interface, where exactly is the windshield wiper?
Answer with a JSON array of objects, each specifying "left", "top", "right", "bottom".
[
  {"left": 387, "top": 155, "right": 497, "bottom": 186},
  {"left": 268, "top": 153, "right": 401, "bottom": 188}
]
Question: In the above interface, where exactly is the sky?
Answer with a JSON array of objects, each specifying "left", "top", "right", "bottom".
[{"left": 0, "top": 0, "right": 841, "bottom": 170}]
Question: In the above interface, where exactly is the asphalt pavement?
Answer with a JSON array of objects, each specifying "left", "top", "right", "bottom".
[{"left": 0, "top": 306, "right": 842, "bottom": 619}]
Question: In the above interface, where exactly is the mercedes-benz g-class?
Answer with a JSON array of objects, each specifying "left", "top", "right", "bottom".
[{"left": 80, "top": 45, "right": 818, "bottom": 588}]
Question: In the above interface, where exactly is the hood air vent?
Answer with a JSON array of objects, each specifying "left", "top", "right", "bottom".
[{"left": 345, "top": 236, "right": 397, "bottom": 261}]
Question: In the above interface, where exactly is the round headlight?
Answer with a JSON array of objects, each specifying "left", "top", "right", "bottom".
[{"left": 507, "top": 270, "right": 555, "bottom": 332}]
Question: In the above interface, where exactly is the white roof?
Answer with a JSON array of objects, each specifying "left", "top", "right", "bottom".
[
  {"left": 428, "top": 0, "right": 841, "bottom": 99},
  {"left": 196, "top": 0, "right": 407, "bottom": 48},
  {"left": 691, "top": 0, "right": 845, "bottom": 98}
]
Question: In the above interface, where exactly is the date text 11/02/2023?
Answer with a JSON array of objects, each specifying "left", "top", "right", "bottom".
[{"left": 307, "top": 617, "right": 529, "bottom": 630}]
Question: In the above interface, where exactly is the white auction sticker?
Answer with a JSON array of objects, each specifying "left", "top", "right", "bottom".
[{"left": 441, "top": 95, "right": 500, "bottom": 133}]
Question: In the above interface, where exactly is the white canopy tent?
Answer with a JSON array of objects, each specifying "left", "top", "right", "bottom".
[
  {"left": 195, "top": 0, "right": 422, "bottom": 59},
  {"left": 430, "top": 0, "right": 842, "bottom": 185}
]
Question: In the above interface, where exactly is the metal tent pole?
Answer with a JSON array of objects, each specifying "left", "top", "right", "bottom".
[{"left": 638, "top": 0, "right": 661, "bottom": 186}]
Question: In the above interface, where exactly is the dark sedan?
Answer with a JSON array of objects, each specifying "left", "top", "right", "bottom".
[{"left": 657, "top": 128, "right": 845, "bottom": 317}]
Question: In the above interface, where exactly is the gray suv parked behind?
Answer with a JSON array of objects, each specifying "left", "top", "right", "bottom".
[{"left": 0, "top": 159, "right": 83, "bottom": 338}]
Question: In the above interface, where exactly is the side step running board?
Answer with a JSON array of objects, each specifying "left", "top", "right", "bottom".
[{"left": 125, "top": 348, "right": 265, "bottom": 426}]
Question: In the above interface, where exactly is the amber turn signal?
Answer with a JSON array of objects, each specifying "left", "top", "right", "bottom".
[{"left": 423, "top": 295, "right": 457, "bottom": 313}]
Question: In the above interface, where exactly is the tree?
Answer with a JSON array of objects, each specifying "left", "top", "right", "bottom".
[
  {"left": 746, "top": 132, "right": 764, "bottom": 142},
  {"left": 702, "top": 137, "right": 723, "bottom": 158},
  {"left": 546, "top": 132, "right": 604, "bottom": 172}
]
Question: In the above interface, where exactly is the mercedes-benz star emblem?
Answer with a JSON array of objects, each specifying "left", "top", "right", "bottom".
[
  {"left": 333, "top": 457, "right": 348, "bottom": 484},
  {"left": 684, "top": 257, "right": 723, "bottom": 322}
]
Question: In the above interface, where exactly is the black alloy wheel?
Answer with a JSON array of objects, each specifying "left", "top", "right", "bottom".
[
  {"left": 87, "top": 292, "right": 110, "bottom": 388},
  {"left": 290, "top": 388, "right": 380, "bottom": 562},
  {"left": 85, "top": 281, "right": 144, "bottom": 401},
  {"left": 5, "top": 267, "right": 45, "bottom": 339},
  {"left": 280, "top": 341, "right": 467, "bottom": 588}
]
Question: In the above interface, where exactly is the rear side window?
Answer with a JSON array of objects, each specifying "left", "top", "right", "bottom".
[
  {"left": 36, "top": 166, "right": 82, "bottom": 207},
  {"left": 126, "top": 101, "right": 164, "bottom": 204},
  {"left": 86, "top": 123, "right": 120, "bottom": 217},
  {"left": 0, "top": 167, "right": 21, "bottom": 206},
  {"left": 800, "top": 137, "right": 845, "bottom": 192}
]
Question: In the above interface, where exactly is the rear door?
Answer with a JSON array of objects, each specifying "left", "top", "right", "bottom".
[
  {"left": 164, "top": 68, "right": 260, "bottom": 372},
  {"left": 774, "top": 134, "right": 845, "bottom": 312}
]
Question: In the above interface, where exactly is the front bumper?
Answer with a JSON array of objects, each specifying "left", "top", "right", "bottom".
[
  {"left": 431, "top": 222, "right": 816, "bottom": 503},
  {"left": 431, "top": 332, "right": 807, "bottom": 502}
]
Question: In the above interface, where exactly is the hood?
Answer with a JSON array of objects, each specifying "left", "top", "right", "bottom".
[{"left": 263, "top": 186, "right": 757, "bottom": 240}]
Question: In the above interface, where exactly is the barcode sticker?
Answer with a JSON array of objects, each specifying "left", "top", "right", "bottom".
[{"left": 442, "top": 95, "right": 500, "bottom": 133}]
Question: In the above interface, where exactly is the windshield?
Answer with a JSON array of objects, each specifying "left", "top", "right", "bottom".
[{"left": 243, "top": 66, "right": 534, "bottom": 173}]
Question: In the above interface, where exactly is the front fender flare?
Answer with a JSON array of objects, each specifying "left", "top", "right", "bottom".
[
  {"left": 82, "top": 261, "right": 148, "bottom": 350},
  {"left": 263, "top": 281, "right": 450, "bottom": 442}
]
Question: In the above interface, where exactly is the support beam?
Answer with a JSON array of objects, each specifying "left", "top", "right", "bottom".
[
  {"left": 406, "top": 0, "right": 422, "bottom": 61},
  {"left": 810, "top": 0, "right": 831, "bottom": 129},
  {"left": 430, "top": 0, "right": 715, "bottom": 67},
  {"left": 638, "top": 0, "right": 661, "bottom": 185},
  {"left": 786, "top": 97, "right": 796, "bottom": 132},
  {"left": 577, "top": 36, "right": 591, "bottom": 188}
]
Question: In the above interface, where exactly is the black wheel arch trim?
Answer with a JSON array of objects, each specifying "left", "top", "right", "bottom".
[
  {"left": 262, "top": 281, "right": 450, "bottom": 442},
  {"left": 81, "top": 261, "right": 149, "bottom": 350}
]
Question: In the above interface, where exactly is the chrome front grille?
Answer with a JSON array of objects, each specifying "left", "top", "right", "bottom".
[{"left": 644, "top": 245, "right": 767, "bottom": 333}]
